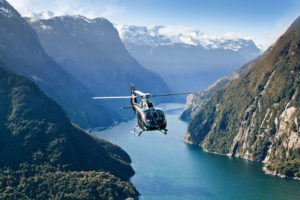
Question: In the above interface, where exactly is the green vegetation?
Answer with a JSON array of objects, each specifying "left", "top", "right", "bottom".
[
  {"left": 0, "top": 66, "right": 139, "bottom": 199},
  {"left": 0, "top": 164, "right": 138, "bottom": 200},
  {"left": 187, "top": 16, "right": 300, "bottom": 178},
  {"left": 266, "top": 149, "right": 300, "bottom": 178}
]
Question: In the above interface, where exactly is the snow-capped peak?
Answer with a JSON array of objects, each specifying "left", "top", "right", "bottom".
[
  {"left": 116, "top": 25, "right": 258, "bottom": 52},
  {"left": 28, "top": 12, "right": 108, "bottom": 25},
  {"left": 0, "top": 6, "right": 13, "bottom": 17},
  {"left": 0, "top": 0, "right": 15, "bottom": 18},
  {"left": 115, "top": 25, "right": 171, "bottom": 46}
]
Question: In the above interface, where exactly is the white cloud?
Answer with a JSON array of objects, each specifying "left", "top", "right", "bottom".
[{"left": 7, "top": 0, "right": 125, "bottom": 19}]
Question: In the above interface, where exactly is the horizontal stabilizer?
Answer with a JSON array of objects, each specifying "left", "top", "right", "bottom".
[
  {"left": 121, "top": 106, "right": 134, "bottom": 109},
  {"left": 93, "top": 96, "right": 139, "bottom": 99}
]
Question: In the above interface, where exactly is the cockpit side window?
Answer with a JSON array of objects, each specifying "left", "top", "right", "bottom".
[
  {"left": 145, "top": 111, "right": 151, "bottom": 119},
  {"left": 147, "top": 102, "right": 154, "bottom": 108}
]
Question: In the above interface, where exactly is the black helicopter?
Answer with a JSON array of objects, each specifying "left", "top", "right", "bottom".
[{"left": 93, "top": 85, "right": 195, "bottom": 136}]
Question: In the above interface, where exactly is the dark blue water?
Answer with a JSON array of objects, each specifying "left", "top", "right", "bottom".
[{"left": 93, "top": 104, "right": 300, "bottom": 200}]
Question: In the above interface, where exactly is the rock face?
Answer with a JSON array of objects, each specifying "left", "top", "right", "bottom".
[
  {"left": 0, "top": 66, "right": 139, "bottom": 199},
  {"left": 117, "top": 25, "right": 261, "bottom": 93},
  {"left": 186, "top": 17, "right": 300, "bottom": 179},
  {"left": 180, "top": 47, "right": 272, "bottom": 121},
  {"left": 28, "top": 16, "right": 171, "bottom": 119},
  {"left": 0, "top": 0, "right": 116, "bottom": 129}
]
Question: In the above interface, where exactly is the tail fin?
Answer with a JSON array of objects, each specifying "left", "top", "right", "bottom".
[{"left": 131, "top": 84, "right": 135, "bottom": 96}]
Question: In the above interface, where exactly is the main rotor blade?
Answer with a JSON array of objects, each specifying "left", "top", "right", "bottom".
[
  {"left": 93, "top": 96, "right": 139, "bottom": 99},
  {"left": 134, "top": 90, "right": 146, "bottom": 96},
  {"left": 151, "top": 92, "right": 198, "bottom": 97}
]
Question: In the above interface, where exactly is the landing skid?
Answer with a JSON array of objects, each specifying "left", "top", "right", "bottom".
[
  {"left": 131, "top": 125, "right": 144, "bottom": 136},
  {"left": 160, "top": 129, "right": 168, "bottom": 135},
  {"left": 131, "top": 125, "right": 168, "bottom": 136}
]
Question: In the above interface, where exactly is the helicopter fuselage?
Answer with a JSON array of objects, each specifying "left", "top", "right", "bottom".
[{"left": 132, "top": 99, "right": 167, "bottom": 133}]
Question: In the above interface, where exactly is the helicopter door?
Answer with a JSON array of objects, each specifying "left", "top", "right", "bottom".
[
  {"left": 153, "top": 110, "right": 166, "bottom": 127},
  {"left": 137, "top": 112, "right": 144, "bottom": 128}
]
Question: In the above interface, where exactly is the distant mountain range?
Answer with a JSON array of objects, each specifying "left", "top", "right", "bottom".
[
  {"left": 117, "top": 25, "right": 261, "bottom": 93},
  {"left": 117, "top": 25, "right": 260, "bottom": 59},
  {"left": 185, "top": 16, "right": 300, "bottom": 179},
  {"left": 0, "top": 0, "right": 117, "bottom": 129},
  {"left": 27, "top": 16, "right": 171, "bottom": 119}
]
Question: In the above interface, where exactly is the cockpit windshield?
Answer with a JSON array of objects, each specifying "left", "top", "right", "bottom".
[{"left": 143, "top": 109, "right": 165, "bottom": 127}]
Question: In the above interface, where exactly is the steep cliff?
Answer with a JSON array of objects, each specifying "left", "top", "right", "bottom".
[
  {"left": 186, "top": 17, "right": 300, "bottom": 179},
  {"left": 0, "top": 65, "right": 138, "bottom": 199}
]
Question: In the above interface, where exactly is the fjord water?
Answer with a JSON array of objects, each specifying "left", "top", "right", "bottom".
[{"left": 93, "top": 104, "right": 300, "bottom": 200}]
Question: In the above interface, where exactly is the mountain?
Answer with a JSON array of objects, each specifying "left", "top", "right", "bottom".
[
  {"left": 0, "top": 0, "right": 117, "bottom": 129},
  {"left": 186, "top": 17, "right": 300, "bottom": 179},
  {"left": 27, "top": 16, "right": 171, "bottom": 119},
  {"left": 0, "top": 65, "right": 138, "bottom": 199},
  {"left": 180, "top": 46, "right": 272, "bottom": 121},
  {"left": 117, "top": 25, "right": 261, "bottom": 92}
]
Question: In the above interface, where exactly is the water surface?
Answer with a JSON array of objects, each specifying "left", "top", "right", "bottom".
[{"left": 93, "top": 103, "right": 300, "bottom": 200}]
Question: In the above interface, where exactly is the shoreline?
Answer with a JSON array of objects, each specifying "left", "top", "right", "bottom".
[{"left": 184, "top": 136, "right": 300, "bottom": 181}]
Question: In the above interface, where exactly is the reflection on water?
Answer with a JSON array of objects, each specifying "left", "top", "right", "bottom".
[{"left": 92, "top": 103, "right": 300, "bottom": 200}]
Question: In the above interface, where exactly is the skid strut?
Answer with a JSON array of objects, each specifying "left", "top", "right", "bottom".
[
  {"left": 131, "top": 125, "right": 144, "bottom": 136},
  {"left": 160, "top": 129, "right": 168, "bottom": 135}
]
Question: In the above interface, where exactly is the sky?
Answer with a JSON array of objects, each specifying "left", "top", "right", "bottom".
[{"left": 7, "top": 0, "right": 300, "bottom": 50}]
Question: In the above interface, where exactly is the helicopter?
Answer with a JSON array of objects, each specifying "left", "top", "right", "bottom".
[{"left": 93, "top": 84, "right": 195, "bottom": 136}]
